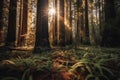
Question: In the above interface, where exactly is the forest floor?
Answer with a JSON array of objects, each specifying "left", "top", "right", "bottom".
[{"left": 0, "top": 46, "right": 120, "bottom": 80}]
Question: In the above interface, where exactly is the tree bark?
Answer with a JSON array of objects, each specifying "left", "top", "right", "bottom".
[
  {"left": 34, "top": 0, "right": 50, "bottom": 52},
  {"left": 105, "top": 0, "right": 116, "bottom": 22},
  {"left": 84, "top": 0, "right": 90, "bottom": 44},
  {"left": 17, "top": 0, "right": 28, "bottom": 46},
  {"left": 64, "top": 0, "right": 72, "bottom": 45},
  {"left": 6, "top": 0, "right": 17, "bottom": 46},
  {"left": 57, "top": 0, "right": 65, "bottom": 46},
  {"left": 0, "top": 0, "right": 4, "bottom": 44}
]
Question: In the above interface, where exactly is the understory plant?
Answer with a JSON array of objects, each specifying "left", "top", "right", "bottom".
[
  {"left": 0, "top": 55, "right": 52, "bottom": 80},
  {"left": 69, "top": 51, "right": 120, "bottom": 80},
  {"left": 0, "top": 48, "right": 120, "bottom": 80}
]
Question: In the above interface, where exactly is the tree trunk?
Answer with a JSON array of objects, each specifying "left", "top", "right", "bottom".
[
  {"left": 0, "top": 0, "right": 4, "bottom": 44},
  {"left": 34, "top": 0, "right": 50, "bottom": 52},
  {"left": 17, "top": 0, "right": 28, "bottom": 46},
  {"left": 71, "top": 0, "right": 76, "bottom": 47},
  {"left": 56, "top": 0, "right": 65, "bottom": 46},
  {"left": 64, "top": 0, "right": 72, "bottom": 45},
  {"left": 84, "top": 0, "right": 90, "bottom": 44},
  {"left": 105, "top": 0, "right": 116, "bottom": 22},
  {"left": 88, "top": 1, "right": 95, "bottom": 45},
  {"left": 6, "top": 0, "right": 17, "bottom": 46}
]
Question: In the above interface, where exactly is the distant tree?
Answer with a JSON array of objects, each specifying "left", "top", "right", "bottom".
[
  {"left": 64, "top": 0, "right": 72, "bottom": 45},
  {"left": 59, "top": 0, "right": 65, "bottom": 46},
  {"left": 17, "top": 0, "right": 28, "bottom": 46}
]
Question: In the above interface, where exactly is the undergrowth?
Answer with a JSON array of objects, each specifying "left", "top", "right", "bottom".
[{"left": 0, "top": 47, "right": 120, "bottom": 80}]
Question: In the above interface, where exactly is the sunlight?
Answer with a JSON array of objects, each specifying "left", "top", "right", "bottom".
[
  {"left": 49, "top": 7, "right": 56, "bottom": 15},
  {"left": 65, "top": 20, "right": 71, "bottom": 30}
]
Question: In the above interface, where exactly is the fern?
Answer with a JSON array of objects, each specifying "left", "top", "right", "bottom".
[{"left": 21, "top": 69, "right": 30, "bottom": 80}]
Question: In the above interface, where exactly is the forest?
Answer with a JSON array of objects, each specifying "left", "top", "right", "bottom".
[{"left": 0, "top": 0, "right": 120, "bottom": 80}]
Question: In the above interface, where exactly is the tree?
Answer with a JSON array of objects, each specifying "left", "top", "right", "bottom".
[
  {"left": 64, "top": 0, "right": 72, "bottom": 45},
  {"left": 55, "top": 0, "right": 65, "bottom": 46},
  {"left": 84, "top": 0, "right": 90, "bottom": 44},
  {"left": 104, "top": 0, "right": 116, "bottom": 22},
  {"left": 101, "top": 0, "right": 120, "bottom": 47},
  {"left": 34, "top": 0, "right": 50, "bottom": 52},
  {"left": 0, "top": 0, "right": 4, "bottom": 45},
  {"left": 17, "top": 0, "right": 28, "bottom": 46},
  {"left": 6, "top": 0, "right": 17, "bottom": 46}
]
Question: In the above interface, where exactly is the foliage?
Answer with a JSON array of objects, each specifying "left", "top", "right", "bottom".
[
  {"left": 69, "top": 56, "right": 116, "bottom": 80},
  {"left": 0, "top": 55, "right": 52, "bottom": 80},
  {"left": 0, "top": 47, "right": 120, "bottom": 80}
]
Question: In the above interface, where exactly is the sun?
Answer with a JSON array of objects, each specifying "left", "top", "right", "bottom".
[{"left": 49, "top": 8, "right": 56, "bottom": 15}]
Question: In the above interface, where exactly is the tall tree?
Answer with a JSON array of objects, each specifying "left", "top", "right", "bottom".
[
  {"left": 64, "top": 0, "right": 72, "bottom": 45},
  {"left": 101, "top": 0, "right": 120, "bottom": 47},
  {"left": 48, "top": 0, "right": 57, "bottom": 47},
  {"left": 17, "top": 0, "right": 28, "bottom": 46},
  {"left": 84, "top": 0, "right": 90, "bottom": 44},
  {"left": 34, "top": 0, "right": 50, "bottom": 52},
  {"left": 105, "top": 0, "right": 116, "bottom": 22},
  {"left": 0, "top": 0, "right": 4, "bottom": 44},
  {"left": 56, "top": 0, "right": 65, "bottom": 46},
  {"left": 76, "top": 0, "right": 82, "bottom": 46},
  {"left": 71, "top": 0, "right": 77, "bottom": 47},
  {"left": 6, "top": 0, "right": 17, "bottom": 46}
]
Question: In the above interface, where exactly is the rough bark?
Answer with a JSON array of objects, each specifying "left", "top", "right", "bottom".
[
  {"left": 84, "top": 0, "right": 90, "bottom": 44},
  {"left": 34, "top": 0, "right": 50, "bottom": 52},
  {"left": 6, "top": 0, "right": 17, "bottom": 46},
  {"left": 0, "top": 0, "right": 4, "bottom": 44}
]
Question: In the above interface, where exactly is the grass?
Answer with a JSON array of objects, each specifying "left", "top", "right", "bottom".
[{"left": 0, "top": 46, "right": 120, "bottom": 80}]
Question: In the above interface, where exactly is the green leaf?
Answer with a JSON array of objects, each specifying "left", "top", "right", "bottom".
[
  {"left": 85, "top": 64, "right": 93, "bottom": 74},
  {"left": 21, "top": 69, "right": 30, "bottom": 80},
  {"left": 85, "top": 74, "right": 95, "bottom": 80}
]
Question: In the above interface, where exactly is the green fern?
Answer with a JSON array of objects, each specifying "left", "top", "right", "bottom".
[{"left": 21, "top": 69, "right": 30, "bottom": 80}]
